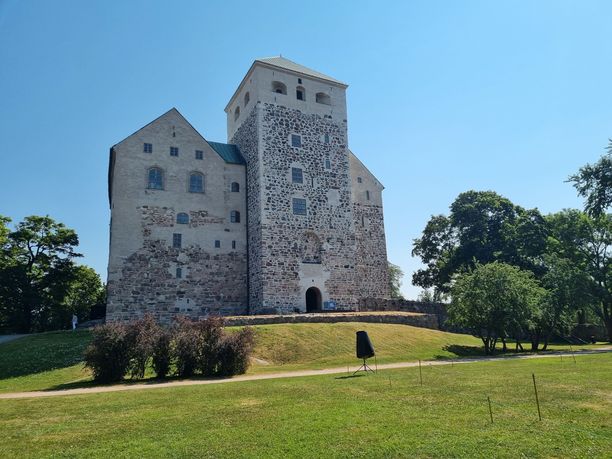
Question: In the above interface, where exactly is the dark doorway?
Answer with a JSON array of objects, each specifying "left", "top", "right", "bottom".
[{"left": 306, "top": 287, "right": 322, "bottom": 312}]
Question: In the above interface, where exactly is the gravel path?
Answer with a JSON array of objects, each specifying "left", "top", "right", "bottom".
[
  {"left": 1, "top": 347, "right": 610, "bottom": 400},
  {"left": 0, "top": 335, "right": 25, "bottom": 345}
]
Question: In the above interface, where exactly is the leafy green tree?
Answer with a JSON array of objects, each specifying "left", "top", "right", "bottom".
[
  {"left": 568, "top": 142, "right": 612, "bottom": 217},
  {"left": 449, "top": 262, "right": 546, "bottom": 354},
  {"left": 547, "top": 210, "right": 612, "bottom": 341},
  {"left": 412, "top": 191, "right": 548, "bottom": 293},
  {"left": 388, "top": 262, "right": 404, "bottom": 299},
  {"left": 0, "top": 216, "right": 82, "bottom": 332}
]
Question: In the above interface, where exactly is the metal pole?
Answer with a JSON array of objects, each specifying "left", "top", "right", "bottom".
[
  {"left": 419, "top": 359, "right": 423, "bottom": 386},
  {"left": 532, "top": 373, "right": 542, "bottom": 421},
  {"left": 487, "top": 396, "right": 493, "bottom": 423}
]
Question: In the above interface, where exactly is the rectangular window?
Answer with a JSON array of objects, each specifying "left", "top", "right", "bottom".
[
  {"left": 195, "top": 150, "right": 203, "bottom": 160},
  {"left": 172, "top": 233, "right": 182, "bottom": 249},
  {"left": 296, "top": 89, "right": 304, "bottom": 101},
  {"left": 143, "top": 143, "right": 153, "bottom": 153},
  {"left": 215, "top": 240, "right": 221, "bottom": 248},
  {"left": 298, "top": 78, "right": 302, "bottom": 84},
  {"left": 366, "top": 190, "right": 370, "bottom": 201},
  {"left": 232, "top": 240, "right": 236, "bottom": 249},
  {"left": 324, "top": 133, "right": 329, "bottom": 144},
  {"left": 292, "top": 198, "right": 307, "bottom": 216},
  {"left": 325, "top": 159, "right": 331, "bottom": 170},
  {"left": 291, "top": 167, "right": 303, "bottom": 184},
  {"left": 170, "top": 147, "right": 179, "bottom": 157},
  {"left": 291, "top": 134, "right": 302, "bottom": 148},
  {"left": 357, "top": 177, "right": 362, "bottom": 183},
  {"left": 176, "top": 267, "right": 182, "bottom": 279}
]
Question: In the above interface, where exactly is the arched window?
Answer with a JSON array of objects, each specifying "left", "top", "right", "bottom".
[
  {"left": 316, "top": 92, "right": 331, "bottom": 105},
  {"left": 147, "top": 167, "right": 164, "bottom": 190},
  {"left": 230, "top": 210, "right": 240, "bottom": 223},
  {"left": 244, "top": 92, "right": 250, "bottom": 106},
  {"left": 189, "top": 172, "right": 204, "bottom": 193},
  {"left": 176, "top": 212, "right": 189, "bottom": 224},
  {"left": 272, "top": 81, "right": 287, "bottom": 95},
  {"left": 230, "top": 182, "right": 240, "bottom": 192},
  {"left": 296, "top": 86, "right": 305, "bottom": 101},
  {"left": 234, "top": 106, "right": 240, "bottom": 121}
]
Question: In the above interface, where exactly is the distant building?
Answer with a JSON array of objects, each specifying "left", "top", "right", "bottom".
[{"left": 106, "top": 57, "right": 389, "bottom": 322}]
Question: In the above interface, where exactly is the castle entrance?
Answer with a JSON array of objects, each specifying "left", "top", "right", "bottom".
[{"left": 305, "top": 287, "right": 322, "bottom": 312}]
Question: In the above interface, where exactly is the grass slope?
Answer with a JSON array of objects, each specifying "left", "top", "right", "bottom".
[{"left": 0, "top": 353, "right": 610, "bottom": 458}]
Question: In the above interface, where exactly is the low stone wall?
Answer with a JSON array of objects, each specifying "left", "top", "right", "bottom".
[
  {"left": 224, "top": 311, "right": 439, "bottom": 330},
  {"left": 358, "top": 298, "right": 448, "bottom": 329}
]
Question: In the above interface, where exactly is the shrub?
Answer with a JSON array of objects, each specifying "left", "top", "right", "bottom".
[
  {"left": 217, "top": 327, "right": 255, "bottom": 377},
  {"left": 84, "top": 322, "right": 131, "bottom": 382},
  {"left": 127, "top": 314, "right": 158, "bottom": 379},
  {"left": 152, "top": 328, "right": 171, "bottom": 378},
  {"left": 196, "top": 317, "right": 225, "bottom": 376},
  {"left": 173, "top": 316, "right": 200, "bottom": 378}
]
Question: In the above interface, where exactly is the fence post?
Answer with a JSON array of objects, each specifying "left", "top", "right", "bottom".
[
  {"left": 487, "top": 396, "right": 493, "bottom": 423},
  {"left": 532, "top": 373, "right": 542, "bottom": 421},
  {"left": 419, "top": 359, "right": 423, "bottom": 386}
]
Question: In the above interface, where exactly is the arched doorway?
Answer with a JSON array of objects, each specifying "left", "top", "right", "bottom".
[{"left": 305, "top": 287, "right": 322, "bottom": 312}]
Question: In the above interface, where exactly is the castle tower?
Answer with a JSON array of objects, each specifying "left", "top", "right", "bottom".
[{"left": 226, "top": 57, "right": 362, "bottom": 312}]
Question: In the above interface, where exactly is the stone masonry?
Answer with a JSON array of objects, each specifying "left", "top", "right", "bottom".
[{"left": 106, "top": 57, "right": 389, "bottom": 323}]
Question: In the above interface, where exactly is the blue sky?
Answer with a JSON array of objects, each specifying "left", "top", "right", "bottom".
[{"left": 0, "top": 0, "right": 610, "bottom": 298}]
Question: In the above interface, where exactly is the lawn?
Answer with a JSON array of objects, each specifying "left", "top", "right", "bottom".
[
  {"left": 0, "top": 353, "right": 610, "bottom": 458},
  {"left": 0, "top": 323, "right": 605, "bottom": 394}
]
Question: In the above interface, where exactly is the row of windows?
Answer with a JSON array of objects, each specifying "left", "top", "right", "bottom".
[
  {"left": 289, "top": 133, "right": 330, "bottom": 148},
  {"left": 174, "top": 211, "right": 240, "bottom": 225},
  {"left": 171, "top": 234, "right": 238, "bottom": 250},
  {"left": 147, "top": 167, "right": 240, "bottom": 193},
  {"left": 143, "top": 143, "right": 204, "bottom": 160},
  {"left": 233, "top": 81, "right": 333, "bottom": 121}
]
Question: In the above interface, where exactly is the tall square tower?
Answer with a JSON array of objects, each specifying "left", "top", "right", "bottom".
[{"left": 226, "top": 57, "right": 361, "bottom": 312}]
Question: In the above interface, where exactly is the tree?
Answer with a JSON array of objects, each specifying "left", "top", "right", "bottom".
[
  {"left": 412, "top": 191, "right": 548, "bottom": 293},
  {"left": 568, "top": 142, "right": 612, "bottom": 218},
  {"left": 0, "top": 216, "right": 82, "bottom": 332},
  {"left": 547, "top": 210, "right": 612, "bottom": 342},
  {"left": 449, "top": 262, "right": 546, "bottom": 354},
  {"left": 388, "top": 262, "right": 404, "bottom": 299}
]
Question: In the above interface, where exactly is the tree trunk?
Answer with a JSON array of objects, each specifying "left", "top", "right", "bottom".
[{"left": 502, "top": 337, "right": 507, "bottom": 353}]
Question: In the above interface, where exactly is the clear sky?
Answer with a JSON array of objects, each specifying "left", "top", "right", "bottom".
[{"left": 0, "top": 0, "right": 610, "bottom": 298}]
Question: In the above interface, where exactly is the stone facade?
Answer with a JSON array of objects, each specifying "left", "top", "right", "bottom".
[{"left": 107, "top": 57, "right": 389, "bottom": 322}]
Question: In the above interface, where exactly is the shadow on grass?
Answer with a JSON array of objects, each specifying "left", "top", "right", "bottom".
[
  {"left": 334, "top": 374, "right": 367, "bottom": 380},
  {"left": 432, "top": 344, "right": 487, "bottom": 360}
]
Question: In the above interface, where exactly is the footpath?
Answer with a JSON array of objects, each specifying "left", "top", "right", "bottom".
[{"left": 1, "top": 347, "right": 610, "bottom": 400}]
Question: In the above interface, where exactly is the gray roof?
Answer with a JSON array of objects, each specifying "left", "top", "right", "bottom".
[{"left": 255, "top": 56, "right": 347, "bottom": 86}]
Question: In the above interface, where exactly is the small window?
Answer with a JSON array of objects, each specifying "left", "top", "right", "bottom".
[
  {"left": 215, "top": 240, "right": 221, "bottom": 248},
  {"left": 244, "top": 91, "right": 250, "bottom": 106},
  {"left": 173, "top": 233, "right": 182, "bottom": 249},
  {"left": 189, "top": 173, "right": 204, "bottom": 193},
  {"left": 316, "top": 92, "right": 331, "bottom": 105},
  {"left": 195, "top": 150, "right": 203, "bottom": 160},
  {"left": 234, "top": 106, "right": 240, "bottom": 121},
  {"left": 176, "top": 267, "right": 182, "bottom": 279},
  {"left": 143, "top": 143, "right": 153, "bottom": 153},
  {"left": 292, "top": 167, "right": 303, "bottom": 184},
  {"left": 272, "top": 81, "right": 287, "bottom": 95},
  {"left": 230, "top": 211, "right": 240, "bottom": 223},
  {"left": 325, "top": 159, "right": 331, "bottom": 170},
  {"left": 324, "top": 133, "right": 330, "bottom": 144},
  {"left": 298, "top": 78, "right": 302, "bottom": 84},
  {"left": 296, "top": 86, "right": 305, "bottom": 101},
  {"left": 177, "top": 213, "right": 189, "bottom": 224},
  {"left": 231, "top": 182, "right": 240, "bottom": 192},
  {"left": 366, "top": 190, "right": 370, "bottom": 201},
  {"left": 357, "top": 177, "right": 362, "bottom": 183},
  {"left": 170, "top": 146, "right": 179, "bottom": 157},
  {"left": 147, "top": 167, "right": 164, "bottom": 190},
  {"left": 291, "top": 134, "right": 302, "bottom": 148},
  {"left": 361, "top": 216, "right": 365, "bottom": 226},
  {"left": 292, "top": 198, "right": 307, "bottom": 216},
  {"left": 232, "top": 240, "right": 236, "bottom": 249}
]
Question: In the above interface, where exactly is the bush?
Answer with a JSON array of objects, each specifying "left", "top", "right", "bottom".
[
  {"left": 196, "top": 317, "right": 225, "bottom": 376},
  {"left": 127, "top": 315, "right": 158, "bottom": 379},
  {"left": 173, "top": 317, "right": 200, "bottom": 378},
  {"left": 152, "top": 328, "right": 172, "bottom": 378},
  {"left": 84, "top": 322, "right": 132, "bottom": 382},
  {"left": 217, "top": 327, "right": 255, "bottom": 376}
]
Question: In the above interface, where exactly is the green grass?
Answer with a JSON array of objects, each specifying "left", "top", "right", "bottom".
[
  {"left": 0, "top": 323, "right": 606, "bottom": 394},
  {"left": 0, "top": 353, "right": 610, "bottom": 458}
]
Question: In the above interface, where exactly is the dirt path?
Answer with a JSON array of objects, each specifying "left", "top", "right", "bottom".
[
  {"left": 0, "top": 335, "right": 25, "bottom": 345},
  {"left": 1, "top": 348, "right": 610, "bottom": 400}
]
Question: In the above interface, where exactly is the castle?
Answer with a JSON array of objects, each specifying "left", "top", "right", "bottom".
[{"left": 106, "top": 57, "right": 389, "bottom": 322}]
